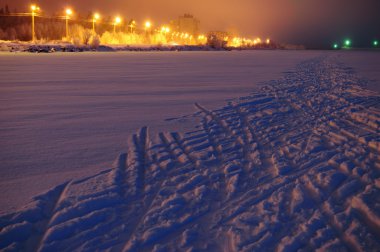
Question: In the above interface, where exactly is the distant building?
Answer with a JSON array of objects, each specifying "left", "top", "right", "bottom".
[{"left": 170, "top": 14, "right": 200, "bottom": 36}]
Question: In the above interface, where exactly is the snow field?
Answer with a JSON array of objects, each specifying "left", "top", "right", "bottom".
[
  {"left": 0, "top": 50, "right": 322, "bottom": 212},
  {"left": 1, "top": 54, "right": 380, "bottom": 251}
]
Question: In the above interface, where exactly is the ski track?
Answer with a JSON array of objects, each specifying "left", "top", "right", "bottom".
[{"left": 1, "top": 55, "right": 380, "bottom": 252}]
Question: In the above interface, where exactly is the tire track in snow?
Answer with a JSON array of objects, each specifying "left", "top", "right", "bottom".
[
  {"left": 1, "top": 55, "right": 380, "bottom": 251},
  {"left": 36, "top": 181, "right": 72, "bottom": 251}
]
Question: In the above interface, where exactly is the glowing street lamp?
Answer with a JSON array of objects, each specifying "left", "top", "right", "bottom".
[
  {"left": 65, "top": 8, "right": 73, "bottom": 38},
  {"left": 344, "top": 39, "right": 351, "bottom": 47},
  {"left": 374, "top": 40, "right": 379, "bottom": 47},
  {"left": 92, "top": 13, "right": 100, "bottom": 33},
  {"left": 333, "top": 43, "right": 339, "bottom": 49},
  {"left": 160, "top": 26, "right": 170, "bottom": 37},
  {"left": 30, "top": 4, "right": 40, "bottom": 42},
  {"left": 145, "top": 21, "right": 151, "bottom": 31},
  {"left": 113, "top": 16, "right": 121, "bottom": 33}
]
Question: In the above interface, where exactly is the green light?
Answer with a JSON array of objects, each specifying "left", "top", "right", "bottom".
[
  {"left": 333, "top": 43, "right": 338, "bottom": 49},
  {"left": 374, "top": 40, "right": 379, "bottom": 46},
  {"left": 345, "top": 39, "right": 351, "bottom": 47}
]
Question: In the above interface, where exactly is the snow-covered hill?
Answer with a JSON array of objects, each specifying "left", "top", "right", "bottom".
[{"left": 1, "top": 55, "right": 380, "bottom": 251}]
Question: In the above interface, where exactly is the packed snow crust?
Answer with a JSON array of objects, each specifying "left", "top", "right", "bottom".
[
  {"left": 1, "top": 53, "right": 380, "bottom": 251},
  {"left": 0, "top": 50, "right": 323, "bottom": 213}
]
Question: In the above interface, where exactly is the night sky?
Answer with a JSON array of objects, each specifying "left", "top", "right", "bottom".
[{"left": 2, "top": 0, "right": 380, "bottom": 48}]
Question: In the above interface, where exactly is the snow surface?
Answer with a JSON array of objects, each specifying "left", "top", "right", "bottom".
[
  {"left": 334, "top": 51, "right": 380, "bottom": 93},
  {"left": 1, "top": 51, "right": 380, "bottom": 251},
  {"left": 0, "top": 50, "right": 322, "bottom": 213}
]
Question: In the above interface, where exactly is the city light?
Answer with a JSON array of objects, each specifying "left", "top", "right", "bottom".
[
  {"left": 65, "top": 8, "right": 73, "bottom": 39},
  {"left": 333, "top": 43, "right": 339, "bottom": 49},
  {"left": 113, "top": 16, "right": 122, "bottom": 33},
  {"left": 66, "top": 8, "right": 72, "bottom": 16},
  {"left": 31, "top": 5, "right": 39, "bottom": 11},
  {"left": 21, "top": 4, "right": 279, "bottom": 47},
  {"left": 197, "top": 35, "right": 207, "bottom": 45},
  {"left": 374, "top": 40, "right": 379, "bottom": 47},
  {"left": 30, "top": 4, "right": 40, "bottom": 41},
  {"left": 161, "top": 26, "right": 170, "bottom": 34},
  {"left": 344, "top": 39, "right": 351, "bottom": 47},
  {"left": 92, "top": 13, "right": 100, "bottom": 33},
  {"left": 145, "top": 21, "right": 152, "bottom": 29}
]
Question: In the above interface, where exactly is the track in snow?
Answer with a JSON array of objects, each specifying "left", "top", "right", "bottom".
[{"left": 1, "top": 56, "right": 380, "bottom": 252}]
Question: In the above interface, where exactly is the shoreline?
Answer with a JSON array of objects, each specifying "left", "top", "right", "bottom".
[{"left": 0, "top": 41, "right": 295, "bottom": 53}]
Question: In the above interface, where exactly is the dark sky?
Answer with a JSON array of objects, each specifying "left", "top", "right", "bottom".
[{"left": 2, "top": 0, "right": 380, "bottom": 48}]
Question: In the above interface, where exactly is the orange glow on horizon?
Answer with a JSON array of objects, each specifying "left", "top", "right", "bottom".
[{"left": 22, "top": 3, "right": 276, "bottom": 47}]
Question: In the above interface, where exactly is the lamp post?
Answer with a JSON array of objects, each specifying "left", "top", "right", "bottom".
[
  {"left": 144, "top": 21, "right": 151, "bottom": 35},
  {"left": 30, "top": 4, "right": 40, "bottom": 42},
  {"left": 113, "top": 16, "right": 121, "bottom": 33},
  {"left": 92, "top": 13, "right": 100, "bottom": 33},
  {"left": 65, "top": 8, "right": 72, "bottom": 39},
  {"left": 144, "top": 21, "right": 152, "bottom": 43}
]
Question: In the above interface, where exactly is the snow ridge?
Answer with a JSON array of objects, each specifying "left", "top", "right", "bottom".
[{"left": 1, "top": 56, "right": 380, "bottom": 251}]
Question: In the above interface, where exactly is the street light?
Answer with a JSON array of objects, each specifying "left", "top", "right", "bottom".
[
  {"left": 113, "top": 16, "right": 121, "bottom": 33},
  {"left": 161, "top": 26, "right": 170, "bottom": 33},
  {"left": 161, "top": 26, "right": 170, "bottom": 36},
  {"left": 30, "top": 4, "right": 40, "bottom": 42},
  {"left": 145, "top": 21, "right": 151, "bottom": 30},
  {"left": 344, "top": 39, "right": 351, "bottom": 47},
  {"left": 65, "top": 8, "right": 73, "bottom": 39},
  {"left": 92, "top": 13, "right": 100, "bottom": 33},
  {"left": 374, "top": 40, "right": 379, "bottom": 47},
  {"left": 333, "top": 43, "right": 339, "bottom": 49}
]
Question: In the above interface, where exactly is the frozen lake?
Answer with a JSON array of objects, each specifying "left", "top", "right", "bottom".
[{"left": 0, "top": 50, "right": 379, "bottom": 213}]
